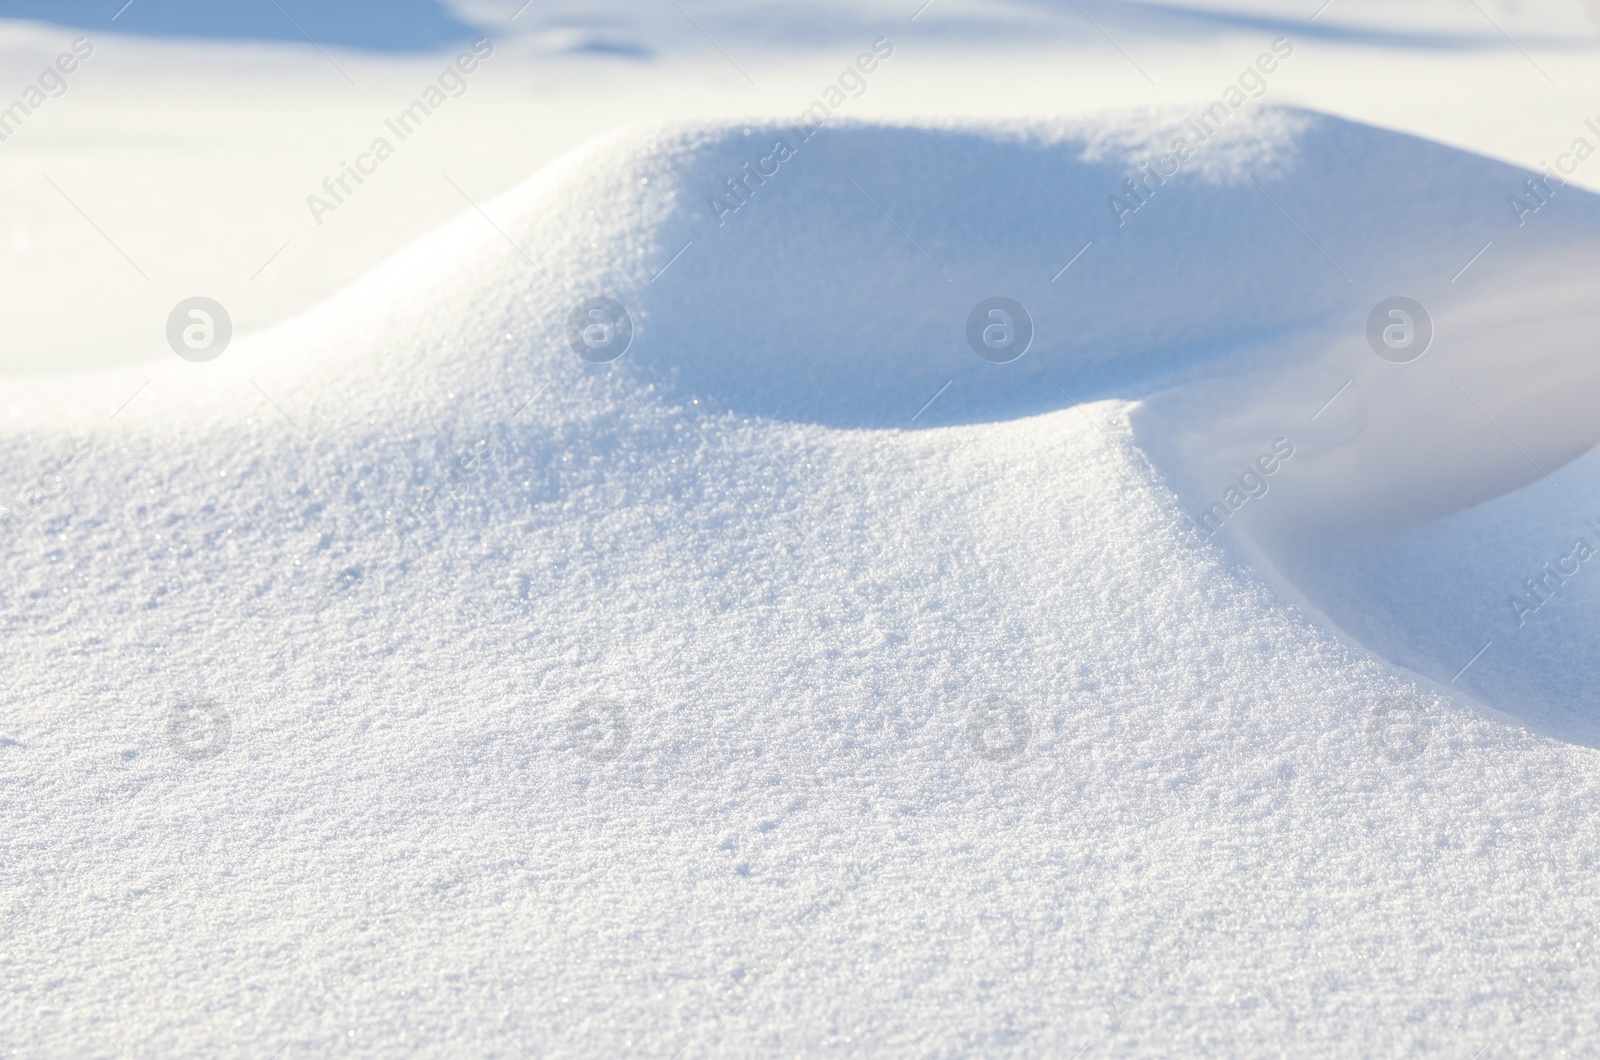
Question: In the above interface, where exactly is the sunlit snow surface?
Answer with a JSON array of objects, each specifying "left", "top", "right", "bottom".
[{"left": 7, "top": 4, "right": 1600, "bottom": 1059}]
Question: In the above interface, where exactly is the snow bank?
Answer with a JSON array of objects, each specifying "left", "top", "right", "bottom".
[{"left": 7, "top": 109, "right": 1600, "bottom": 1057}]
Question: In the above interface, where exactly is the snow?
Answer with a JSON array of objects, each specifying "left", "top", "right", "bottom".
[{"left": 7, "top": 3, "right": 1600, "bottom": 1058}]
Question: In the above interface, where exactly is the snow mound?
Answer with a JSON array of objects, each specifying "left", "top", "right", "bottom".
[
  {"left": 224, "top": 107, "right": 1600, "bottom": 432},
  {"left": 8, "top": 111, "right": 1600, "bottom": 1057}
]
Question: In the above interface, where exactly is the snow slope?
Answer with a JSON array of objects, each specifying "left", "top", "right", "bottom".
[
  {"left": 8, "top": 0, "right": 1600, "bottom": 378},
  {"left": 7, "top": 111, "right": 1600, "bottom": 1057}
]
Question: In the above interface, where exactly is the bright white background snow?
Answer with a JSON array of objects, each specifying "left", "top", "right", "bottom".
[{"left": 5, "top": 1, "right": 1600, "bottom": 1057}]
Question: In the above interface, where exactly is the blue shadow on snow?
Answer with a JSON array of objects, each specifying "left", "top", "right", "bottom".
[{"left": 4, "top": 0, "right": 478, "bottom": 52}]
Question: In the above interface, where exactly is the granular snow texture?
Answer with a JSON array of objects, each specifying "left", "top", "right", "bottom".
[{"left": 5, "top": 111, "right": 1600, "bottom": 1057}]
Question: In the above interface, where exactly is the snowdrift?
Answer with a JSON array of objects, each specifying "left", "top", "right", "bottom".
[{"left": 8, "top": 110, "right": 1600, "bottom": 1056}]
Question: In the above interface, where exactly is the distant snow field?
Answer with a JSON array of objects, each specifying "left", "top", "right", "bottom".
[{"left": 6, "top": 3, "right": 1600, "bottom": 1058}]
